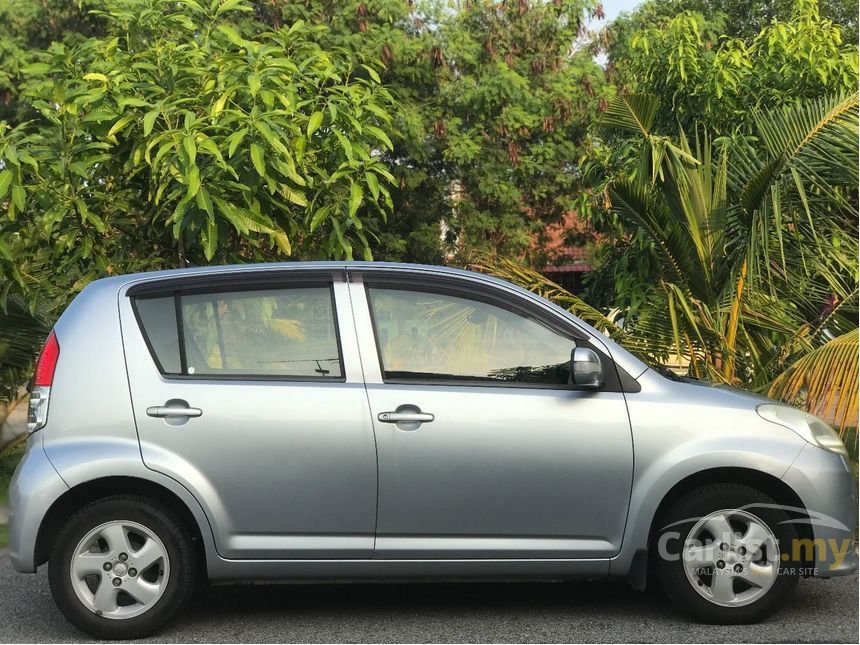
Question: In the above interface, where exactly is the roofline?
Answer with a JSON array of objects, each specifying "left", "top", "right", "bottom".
[{"left": 98, "top": 260, "right": 459, "bottom": 280}]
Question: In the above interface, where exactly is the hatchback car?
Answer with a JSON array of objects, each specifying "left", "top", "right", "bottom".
[{"left": 8, "top": 262, "right": 857, "bottom": 638}]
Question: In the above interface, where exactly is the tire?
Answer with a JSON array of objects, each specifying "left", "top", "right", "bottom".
[
  {"left": 48, "top": 496, "right": 197, "bottom": 639},
  {"left": 652, "top": 483, "right": 799, "bottom": 624}
]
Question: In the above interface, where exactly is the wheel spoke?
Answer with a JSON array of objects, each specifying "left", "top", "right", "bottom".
[
  {"left": 702, "top": 513, "right": 734, "bottom": 543},
  {"left": 684, "top": 543, "right": 719, "bottom": 570},
  {"left": 740, "top": 521, "right": 772, "bottom": 555},
  {"left": 710, "top": 571, "right": 736, "bottom": 603},
  {"left": 99, "top": 523, "right": 132, "bottom": 556},
  {"left": 124, "top": 578, "right": 161, "bottom": 606},
  {"left": 72, "top": 553, "right": 104, "bottom": 578},
  {"left": 132, "top": 538, "right": 164, "bottom": 571},
  {"left": 92, "top": 579, "right": 119, "bottom": 614},
  {"left": 738, "top": 561, "right": 777, "bottom": 588}
]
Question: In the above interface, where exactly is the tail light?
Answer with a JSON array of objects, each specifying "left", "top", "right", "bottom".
[{"left": 28, "top": 330, "right": 60, "bottom": 433}]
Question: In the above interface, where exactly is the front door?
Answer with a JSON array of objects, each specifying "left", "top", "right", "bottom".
[
  {"left": 349, "top": 273, "right": 634, "bottom": 560},
  {"left": 120, "top": 272, "right": 378, "bottom": 560}
]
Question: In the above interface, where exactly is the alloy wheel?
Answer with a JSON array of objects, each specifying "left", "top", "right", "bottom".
[
  {"left": 682, "top": 509, "right": 779, "bottom": 607},
  {"left": 69, "top": 520, "right": 170, "bottom": 619}
]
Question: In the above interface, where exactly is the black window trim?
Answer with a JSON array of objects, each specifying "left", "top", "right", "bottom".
[
  {"left": 361, "top": 277, "right": 629, "bottom": 392},
  {"left": 129, "top": 272, "right": 347, "bottom": 383}
]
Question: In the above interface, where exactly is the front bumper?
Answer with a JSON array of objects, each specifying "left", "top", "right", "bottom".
[
  {"left": 781, "top": 443, "right": 858, "bottom": 577},
  {"left": 7, "top": 434, "right": 69, "bottom": 573}
]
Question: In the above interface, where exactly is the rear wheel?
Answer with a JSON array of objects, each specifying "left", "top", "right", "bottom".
[
  {"left": 48, "top": 496, "right": 196, "bottom": 639},
  {"left": 652, "top": 483, "right": 799, "bottom": 624}
]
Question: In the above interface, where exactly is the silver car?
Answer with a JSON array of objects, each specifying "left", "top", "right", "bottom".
[{"left": 8, "top": 262, "right": 857, "bottom": 638}]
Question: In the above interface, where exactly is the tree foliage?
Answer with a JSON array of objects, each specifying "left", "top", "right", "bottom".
[
  {"left": 251, "top": 0, "right": 451, "bottom": 264},
  {"left": 604, "top": 0, "right": 858, "bottom": 132},
  {"left": 583, "top": 0, "right": 859, "bottom": 313},
  {"left": 434, "top": 0, "right": 610, "bottom": 263},
  {"left": 0, "top": 0, "right": 398, "bottom": 288}
]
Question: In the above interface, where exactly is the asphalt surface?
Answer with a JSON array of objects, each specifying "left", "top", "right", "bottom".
[{"left": 0, "top": 553, "right": 857, "bottom": 643}]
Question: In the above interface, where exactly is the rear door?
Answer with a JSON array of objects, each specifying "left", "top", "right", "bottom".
[
  {"left": 119, "top": 270, "right": 378, "bottom": 560},
  {"left": 349, "top": 271, "right": 634, "bottom": 560}
]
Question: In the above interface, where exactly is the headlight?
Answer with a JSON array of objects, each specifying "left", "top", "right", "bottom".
[{"left": 757, "top": 404, "right": 848, "bottom": 456}]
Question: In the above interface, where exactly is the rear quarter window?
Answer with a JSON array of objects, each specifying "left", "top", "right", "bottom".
[{"left": 134, "top": 296, "right": 181, "bottom": 374}]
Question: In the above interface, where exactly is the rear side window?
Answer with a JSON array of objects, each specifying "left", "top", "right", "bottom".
[{"left": 132, "top": 285, "right": 343, "bottom": 379}]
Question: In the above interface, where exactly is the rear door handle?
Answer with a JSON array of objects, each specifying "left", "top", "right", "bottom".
[
  {"left": 146, "top": 406, "right": 202, "bottom": 418},
  {"left": 378, "top": 411, "right": 434, "bottom": 423}
]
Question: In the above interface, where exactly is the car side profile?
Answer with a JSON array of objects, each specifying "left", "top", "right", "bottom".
[{"left": 8, "top": 262, "right": 857, "bottom": 638}]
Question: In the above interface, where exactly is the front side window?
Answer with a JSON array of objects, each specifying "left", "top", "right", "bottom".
[
  {"left": 367, "top": 286, "right": 577, "bottom": 386},
  {"left": 134, "top": 285, "right": 343, "bottom": 379}
]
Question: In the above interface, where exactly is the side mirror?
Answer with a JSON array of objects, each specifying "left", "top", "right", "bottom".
[{"left": 571, "top": 347, "right": 604, "bottom": 388}]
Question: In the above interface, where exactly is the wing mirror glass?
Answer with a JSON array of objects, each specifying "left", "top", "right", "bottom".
[{"left": 571, "top": 346, "right": 604, "bottom": 388}]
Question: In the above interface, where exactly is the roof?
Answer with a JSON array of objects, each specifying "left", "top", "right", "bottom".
[{"left": 94, "top": 260, "right": 497, "bottom": 286}]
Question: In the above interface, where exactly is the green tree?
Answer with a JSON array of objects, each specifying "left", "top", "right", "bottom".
[
  {"left": 605, "top": 0, "right": 859, "bottom": 43},
  {"left": 583, "top": 0, "right": 858, "bottom": 313},
  {"left": 251, "top": 0, "right": 451, "bottom": 264},
  {"left": 603, "top": 0, "right": 858, "bottom": 132},
  {"left": 435, "top": 0, "right": 611, "bottom": 263},
  {"left": 0, "top": 0, "right": 104, "bottom": 122},
  {"left": 1, "top": 0, "right": 397, "bottom": 271}
]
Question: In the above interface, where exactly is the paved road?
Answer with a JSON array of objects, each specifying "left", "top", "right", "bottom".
[{"left": 0, "top": 554, "right": 856, "bottom": 643}]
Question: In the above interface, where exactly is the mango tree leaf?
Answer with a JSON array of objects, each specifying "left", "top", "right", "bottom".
[
  {"left": 364, "top": 125, "right": 393, "bottom": 150},
  {"left": 307, "top": 111, "right": 323, "bottom": 137},
  {"left": 348, "top": 182, "right": 363, "bottom": 217},
  {"left": 143, "top": 110, "right": 159, "bottom": 136},
  {"left": 250, "top": 142, "right": 266, "bottom": 176},
  {"left": 11, "top": 185, "right": 26, "bottom": 211},
  {"left": 203, "top": 217, "right": 218, "bottom": 261},
  {"left": 0, "top": 171, "right": 12, "bottom": 199}
]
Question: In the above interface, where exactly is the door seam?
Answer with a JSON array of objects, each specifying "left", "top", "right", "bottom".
[{"left": 345, "top": 268, "right": 381, "bottom": 556}]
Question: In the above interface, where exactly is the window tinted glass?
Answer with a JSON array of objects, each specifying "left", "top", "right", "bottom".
[
  {"left": 368, "top": 287, "right": 576, "bottom": 385},
  {"left": 134, "top": 297, "right": 181, "bottom": 374},
  {"left": 181, "top": 288, "right": 342, "bottom": 378},
  {"left": 133, "top": 285, "right": 342, "bottom": 379}
]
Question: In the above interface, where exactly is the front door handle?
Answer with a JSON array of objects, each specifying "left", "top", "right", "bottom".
[
  {"left": 378, "top": 411, "right": 435, "bottom": 424},
  {"left": 146, "top": 405, "right": 202, "bottom": 418}
]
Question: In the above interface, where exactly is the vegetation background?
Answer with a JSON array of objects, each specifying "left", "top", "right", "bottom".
[{"left": 0, "top": 0, "right": 858, "bottom": 524}]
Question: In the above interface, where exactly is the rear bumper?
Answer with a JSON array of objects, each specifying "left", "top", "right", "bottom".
[
  {"left": 781, "top": 443, "right": 857, "bottom": 577},
  {"left": 8, "top": 434, "right": 69, "bottom": 573}
]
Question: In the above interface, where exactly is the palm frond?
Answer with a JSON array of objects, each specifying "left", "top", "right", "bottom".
[
  {"left": 600, "top": 93, "right": 659, "bottom": 137},
  {"left": 768, "top": 328, "right": 859, "bottom": 436},
  {"left": 0, "top": 295, "right": 50, "bottom": 401},
  {"left": 468, "top": 254, "right": 622, "bottom": 339}
]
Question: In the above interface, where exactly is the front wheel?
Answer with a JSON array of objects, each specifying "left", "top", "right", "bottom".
[
  {"left": 48, "top": 496, "right": 197, "bottom": 639},
  {"left": 652, "top": 483, "right": 799, "bottom": 624}
]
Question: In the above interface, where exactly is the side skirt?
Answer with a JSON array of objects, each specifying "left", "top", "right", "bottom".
[{"left": 205, "top": 557, "right": 611, "bottom": 583}]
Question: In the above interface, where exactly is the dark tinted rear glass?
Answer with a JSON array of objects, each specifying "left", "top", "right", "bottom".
[{"left": 134, "top": 296, "right": 181, "bottom": 374}]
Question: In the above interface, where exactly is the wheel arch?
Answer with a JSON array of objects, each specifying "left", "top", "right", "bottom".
[
  {"left": 35, "top": 476, "right": 207, "bottom": 569},
  {"left": 647, "top": 467, "right": 813, "bottom": 547},
  {"left": 624, "top": 466, "right": 813, "bottom": 590}
]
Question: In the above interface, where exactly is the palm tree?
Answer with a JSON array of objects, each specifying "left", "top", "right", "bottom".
[{"left": 476, "top": 91, "right": 858, "bottom": 437}]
